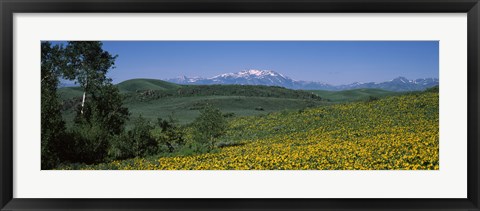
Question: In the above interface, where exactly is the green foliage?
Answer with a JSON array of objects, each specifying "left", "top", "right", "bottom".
[
  {"left": 62, "top": 42, "right": 129, "bottom": 164},
  {"left": 366, "top": 95, "right": 379, "bottom": 102},
  {"left": 151, "top": 116, "right": 186, "bottom": 153},
  {"left": 41, "top": 41, "right": 131, "bottom": 168},
  {"left": 129, "top": 116, "right": 158, "bottom": 157},
  {"left": 57, "top": 86, "right": 84, "bottom": 101},
  {"left": 66, "top": 121, "right": 110, "bottom": 164},
  {"left": 72, "top": 84, "right": 129, "bottom": 135},
  {"left": 255, "top": 106, "right": 265, "bottom": 111},
  {"left": 63, "top": 41, "right": 129, "bottom": 135},
  {"left": 108, "top": 114, "right": 188, "bottom": 160},
  {"left": 88, "top": 84, "right": 130, "bottom": 135},
  {"left": 108, "top": 116, "right": 163, "bottom": 160},
  {"left": 108, "top": 132, "right": 135, "bottom": 160},
  {"left": 223, "top": 112, "right": 235, "bottom": 118},
  {"left": 41, "top": 41, "right": 66, "bottom": 169},
  {"left": 192, "top": 104, "right": 227, "bottom": 151},
  {"left": 63, "top": 41, "right": 117, "bottom": 87}
]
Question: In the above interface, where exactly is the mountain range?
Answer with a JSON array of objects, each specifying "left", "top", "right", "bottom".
[{"left": 167, "top": 69, "right": 439, "bottom": 92}]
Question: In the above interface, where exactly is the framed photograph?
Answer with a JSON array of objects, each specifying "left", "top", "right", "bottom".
[{"left": 1, "top": 0, "right": 479, "bottom": 210}]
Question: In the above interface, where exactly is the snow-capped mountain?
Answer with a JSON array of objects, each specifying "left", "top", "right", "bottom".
[
  {"left": 166, "top": 70, "right": 438, "bottom": 92},
  {"left": 167, "top": 75, "right": 203, "bottom": 84},
  {"left": 336, "top": 77, "right": 439, "bottom": 91},
  {"left": 208, "top": 69, "right": 296, "bottom": 87}
]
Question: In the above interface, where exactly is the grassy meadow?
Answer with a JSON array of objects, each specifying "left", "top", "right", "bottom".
[
  {"left": 57, "top": 80, "right": 439, "bottom": 170},
  {"left": 59, "top": 79, "right": 330, "bottom": 125}
]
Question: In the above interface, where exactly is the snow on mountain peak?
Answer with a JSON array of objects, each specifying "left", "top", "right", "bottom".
[
  {"left": 247, "top": 69, "right": 278, "bottom": 76},
  {"left": 391, "top": 77, "right": 412, "bottom": 83},
  {"left": 166, "top": 71, "right": 438, "bottom": 92},
  {"left": 213, "top": 69, "right": 285, "bottom": 79},
  {"left": 243, "top": 69, "right": 264, "bottom": 76}
]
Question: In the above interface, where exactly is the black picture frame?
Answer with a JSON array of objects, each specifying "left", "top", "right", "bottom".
[{"left": 1, "top": 0, "right": 479, "bottom": 210}]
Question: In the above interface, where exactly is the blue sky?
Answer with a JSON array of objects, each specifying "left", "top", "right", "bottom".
[{"left": 54, "top": 41, "right": 439, "bottom": 85}]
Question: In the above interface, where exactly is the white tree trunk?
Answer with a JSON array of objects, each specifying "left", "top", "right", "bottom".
[{"left": 81, "top": 79, "right": 87, "bottom": 114}]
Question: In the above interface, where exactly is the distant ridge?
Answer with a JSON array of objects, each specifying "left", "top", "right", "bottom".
[
  {"left": 166, "top": 69, "right": 438, "bottom": 92},
  {"left": 116, "top": 78, "right": 181, "bottom": 92}
]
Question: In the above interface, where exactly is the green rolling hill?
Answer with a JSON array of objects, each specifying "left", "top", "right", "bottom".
[
  {"left": 58, "top": 79, "right": 181, "bottom": 100},
  {"left": 116, "top": 78, "right": 181, "bottom": 93},
  {"left": 57, "top": 86, "right": 84, "bottom": 100},
  {"left": 57, "top": 79, "right": 406, "bottom": 126},
  {"left": 58, "top": 79, "right": 329, "bottom": 125}
]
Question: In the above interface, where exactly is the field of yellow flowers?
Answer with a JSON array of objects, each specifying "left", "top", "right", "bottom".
[{"left": 67, "top": 91, "right": 439, "bottom": 170}]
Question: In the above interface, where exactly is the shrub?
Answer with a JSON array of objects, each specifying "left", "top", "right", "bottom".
[
  {"left": 108, "top": 132, "right": 135, "bottom": 160},
  {"left": 129, "top": 116, "right": 157, "bottom": 157},
  {"left": 366, "top": 96, "right": 379, "bottom": 102},
  {"left": 191, "top": 104, "right": 227, "bottom": 151},
  {"left": 67, "top": 121, "right": 110, "bottom": 164},
  {"left": 223, "top": 112, "right": 235, "bottom": 118},
  {"left": 107, "top": 116, "right": 158, "bottom": 160},
  {"left": 151, "top": 117, "right": 186, "bottom": 153},
  {"left": 255, "top": 106, "right": 264, "bottom": 111}
]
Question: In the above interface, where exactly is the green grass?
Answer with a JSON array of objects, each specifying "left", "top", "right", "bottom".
[
  {"left": 59, "top": 79, "right": 329, "bottom": 126},
  {"left": 310, "top": 88, "right": 402, "bottom": 102},
  {"left": 61, "top": 95, "right": 327, "bottom": 127},
  {"left": 124, "top": 95, "right": 328, "bottom": 126},
  {"left": 57, "top": 79, "right": 404, "bottom": 126}
]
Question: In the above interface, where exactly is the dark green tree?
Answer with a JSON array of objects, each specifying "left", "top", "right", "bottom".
[
  {"left": 192, "top": 104, "right": 227, "bottom": 151},
  {"left": 41, "top": 41, "right": 66, "bottom": 169},
  {"left": 89, "top": 83, "right": 129, "bottom": 135},
  {"left": 63, "top": 42, "right": 116, "bottom": 115},
  {"left": 130, "top": 116, "right": 157, "bottom": 157},
  {"left": 63, "top": 41, "right": 128, "bottom": 135},
  {"left": 109, "top": 116, "right": 170, "bottom": 160},
  {"left": 62, "top": 41, "right": 129, "bottom": 163}
]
